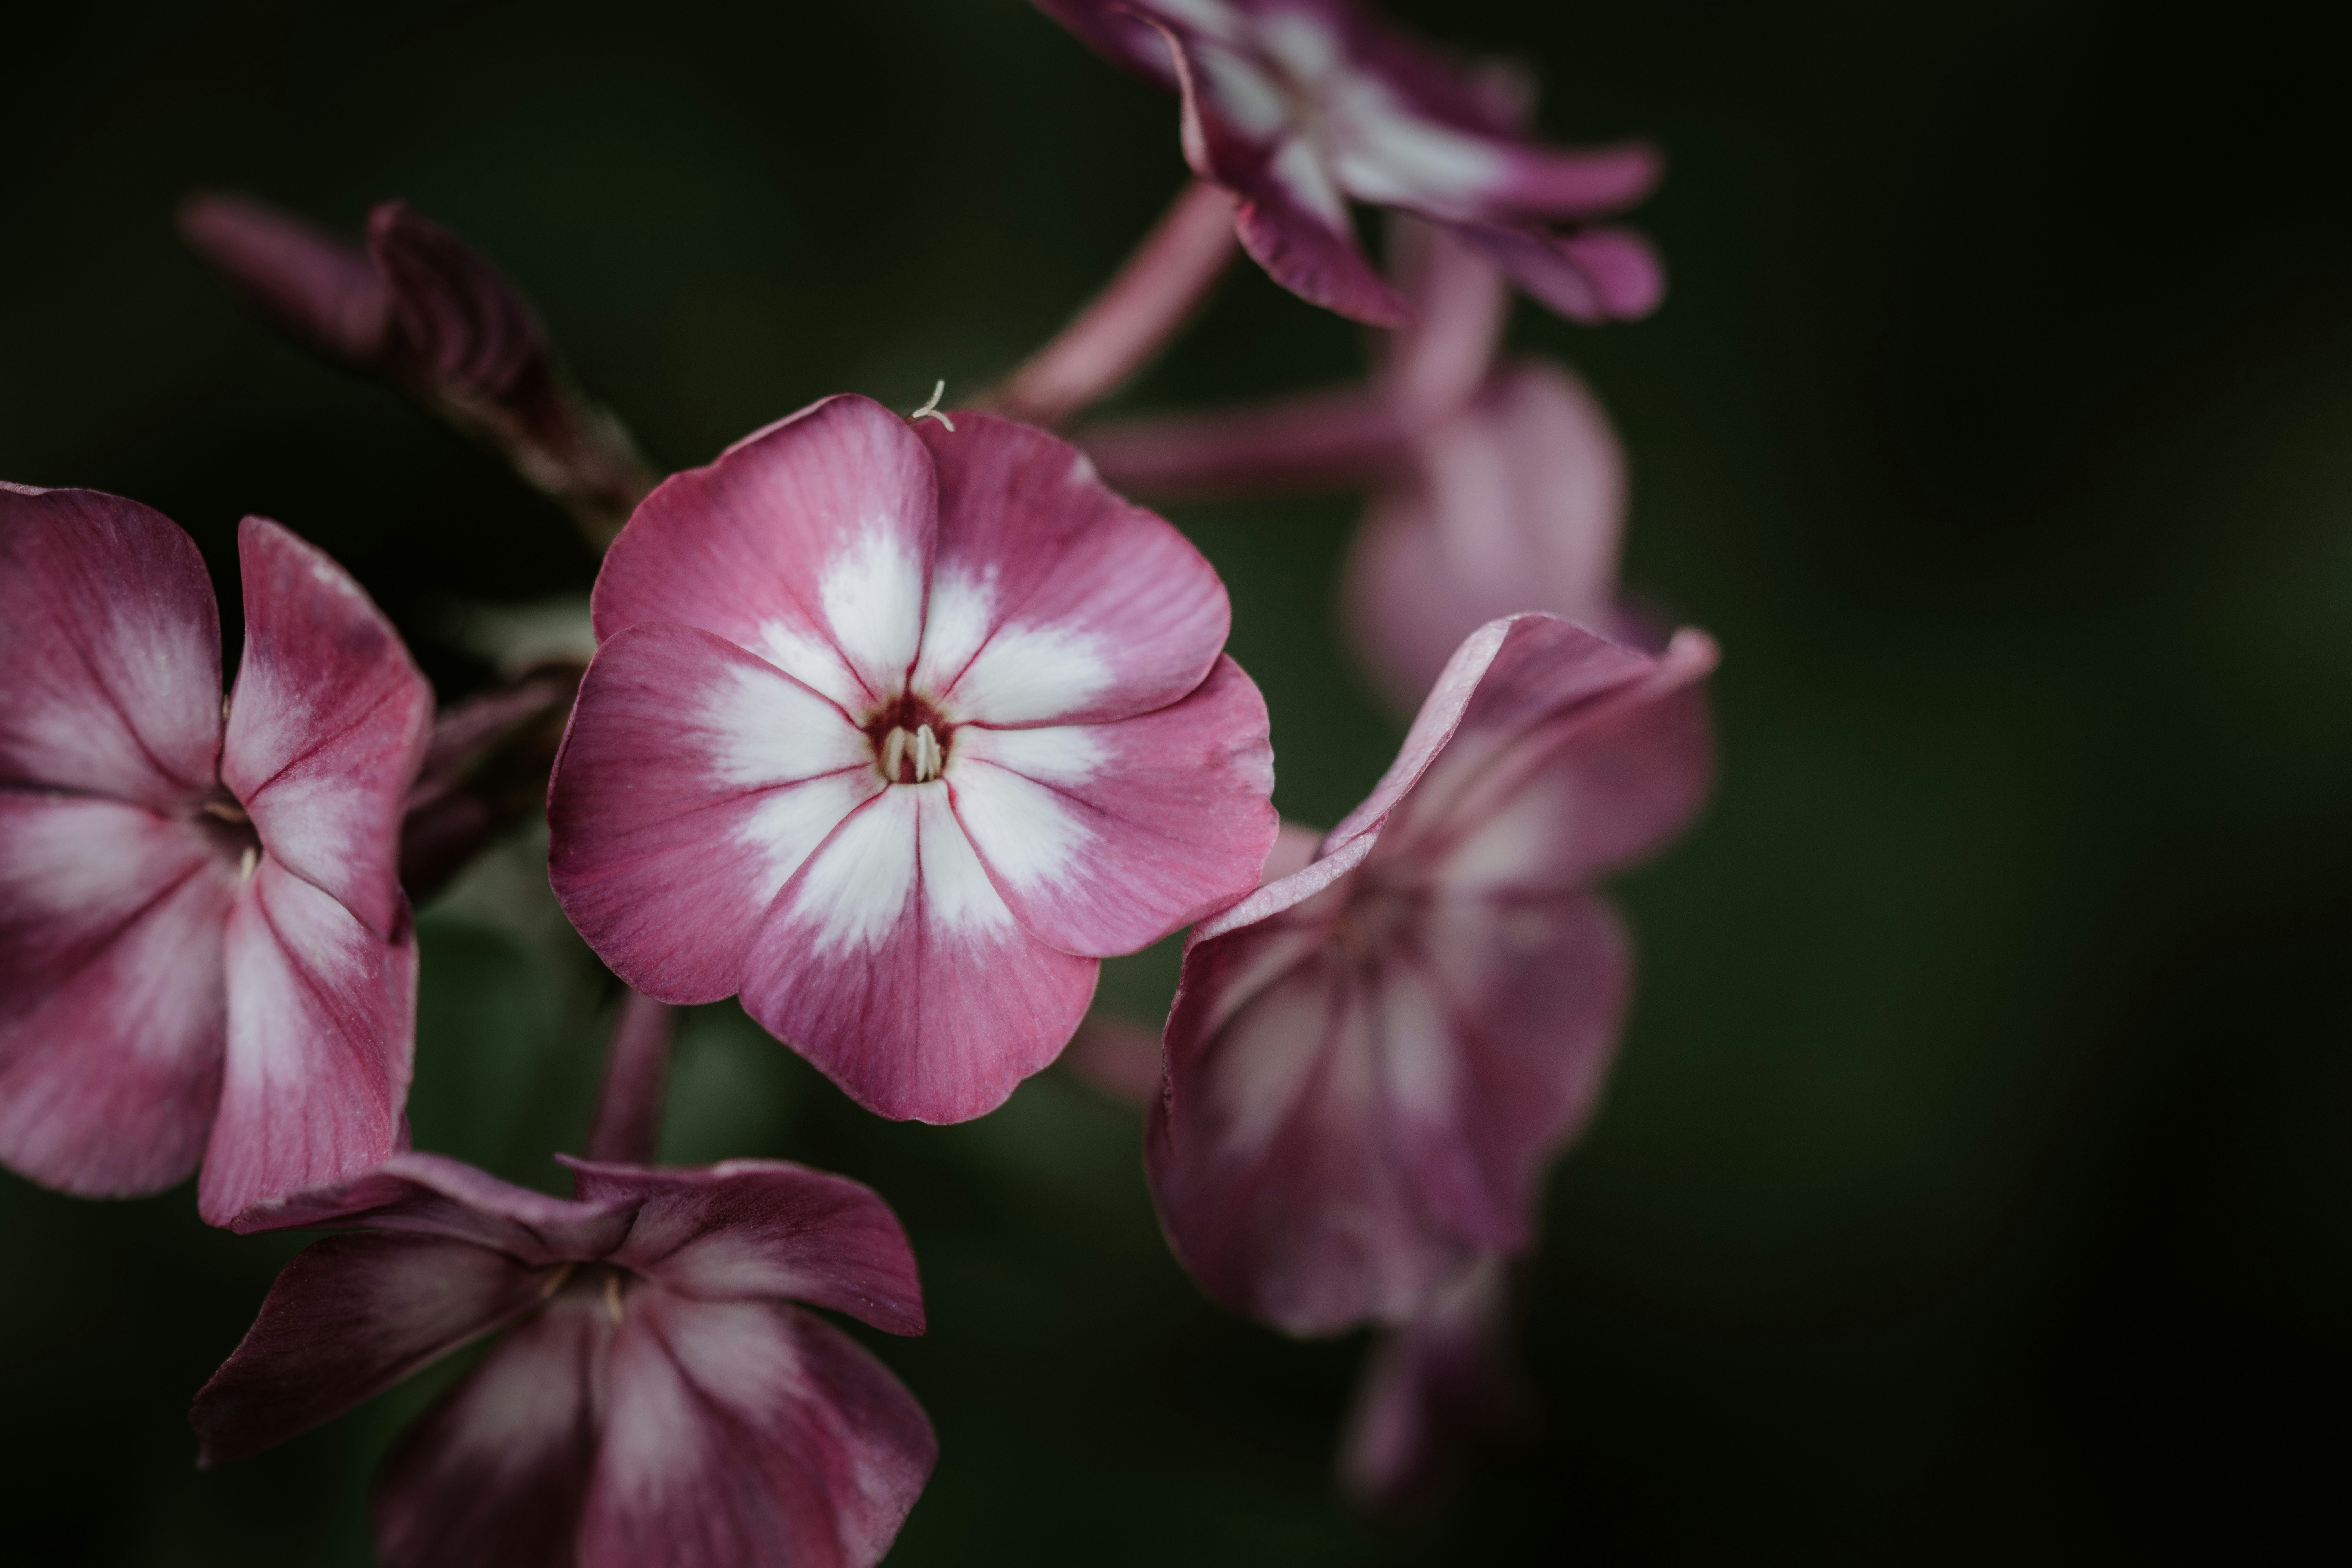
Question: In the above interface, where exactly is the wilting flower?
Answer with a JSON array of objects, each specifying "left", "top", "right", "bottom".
[
  {"left": 1081, "top": 219, "right": 1633, "bottom": 711},
  {"left": 549, "top": 394, "right": 1278, "bottom": 1124},
  {"left": 180, "top": 194, "right": 655, "bottom": 545},
  {"left": 1033, "top": 0, "right": 1663, "bottom": 325},
  {"left": 194, "top": 1151, "right": 935, "bottom": 1568},
  {"left": 0, "top": 486, "right": 429, "bottom": 1225},
  {"left": 1150, "top": 613, "right": 1714, "bottom": 1334},
  {"left": 1338, "top": 1252, "right": 1523, "bottom": 1510}
]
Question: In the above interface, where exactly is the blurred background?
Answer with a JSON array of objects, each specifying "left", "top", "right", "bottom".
[{"left": 5, "top": 0, "right": 2351, "bottom": 1560}]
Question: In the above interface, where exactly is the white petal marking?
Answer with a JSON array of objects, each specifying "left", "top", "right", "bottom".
[
  {"left": 785, "top": 789, "right": 919, "bottom": 956},
  {"left": 1267, "top": 136, "right": 1352, "bottom": 227},
  {"left": 1372, "top": 960, "right": 1456, "bottom": 1121},
  {"left": 739, "top": 771, "right": 883, "bottom": 915},
  {"left": 1212, "top": 967, "right": 1348, "bottom": 1158},
  {"left": 701, "top": 659, "right": 868, "bottom": 789},
  {"left": 939, "top": 622, "right": 1114, "bottom": 726},
  {"left": 908, "top": 565, "right": 997, "bottom": 705},
  {"left": 752, "top": 524, "right": 926, "bottom": 710},
  {"left": 914, "top": 784, "right": 1019, "bottom": 937},
  {"left": 1326, "top": 82, "right": 1506, "bottom": 213}
]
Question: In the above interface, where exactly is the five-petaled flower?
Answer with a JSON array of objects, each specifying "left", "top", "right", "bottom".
[
  {"left": 549, "top": 394, "right": 1278, "bottom": 1124},
  {"left": 0, "top": 485, "right": 430, "bottom": 1225},
  {"left": 1033, "top": 0, "right": 1664, "bottom": 325},
  {"left": 194, "top": 1152, "right": 935, "bottom": 1568},
  {"left": 1149, "top": 613, "right": 1715, "bottom": 1334}
]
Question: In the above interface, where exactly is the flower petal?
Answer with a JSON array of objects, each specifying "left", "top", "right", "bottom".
[
  {"left": 1344, "top": 360, "right": 1628, "bottom": 710},
  {"left": 1230, "top": 153, "right": 1411, "bottom": 328},
  {"left": 1377, "top": 890, "right": 1628, "bottom": 1247},
  {"left": 222, "top": 517, "right": 431, "bottom": 939},
  {"left": 1142, "top": 15, "right": 1410, "bottom": 327},
  {"left": 739, "top": 783, "right": 1096, "bottom": 1122},
  {"left": 232, "top": 1149, "right": 640, "bottom": 1261},
  {"left": 199, "top": 857, "right": 416, "bottom": 1227},
  {"left": 1151, "top": 937, "right": 1465, "bottom": 1333},
  {"left": 909, "top": 414, "right": 1230, "bottom": 726},
  {"left": 593, "top": 395, "right": 936, "bottom": 715},
  {"left": 192, "top": 1232, "right": 560, "bottom": 1466},
  {"left": 581, "top": 1292, "right": 935, "bottom": 1568},
  {"left": 948, "top": 654, "right": 1276, "bottom": 956},
  {"left": 565, "top": 1158, "right": 925, "bottom": 1335},
  {"left": 0, "top": 485, "right": 222, "bottom": 808},
  {"left": 1372, "top": 623, "right": 1718, "bottom": 885},
  {"left": 1322, "top": 614, "right": 1663, "bottom": 858},
  {"left": 1455, "top": 221, "right": 1666, "bottom": 324},
  {"left": 550, "top": 622, "right": 878, "bottom": 1005},
  {"left": 0, "top": 795, "right": 231, "bottom": 1196},
  {"left": 1152, "top": 882, "right": 1624, "bottom": 1335},
  {"left": 374, "top": 1283, "right": 613, "bottom": 1568}
]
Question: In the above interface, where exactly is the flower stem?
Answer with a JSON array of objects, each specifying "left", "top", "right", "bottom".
[
  {"left": 989, "top": 179, "right": 1239, "bottom": 428},
  {"left": 585, "top": 987, "right": 676, "bottom": 1165},
  {"left": 1075, "top": 386, "right": 1411, "bottom": 500}
]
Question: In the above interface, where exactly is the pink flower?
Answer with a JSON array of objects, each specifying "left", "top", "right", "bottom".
[
  {"left": 1149, "top": 613, "right": 1715, "bottom": 1334},
  {"left": 0, "top": 486, "right": 430, "bottom": 1225},
  {"left": 1080, "top": 220, "right": 1636, "bottom": 711},
  {"left": 193, "top": 1151, "right": 935, "bottom": 1568},
  {"left": 1032, "top": 0, "right": 1664, "bottom": 325},
  {"left": 548, "top": 395, "right": 1278, "bottom": 1124}
]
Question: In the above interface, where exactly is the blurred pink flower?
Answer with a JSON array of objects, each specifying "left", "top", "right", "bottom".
[
  {"left": 195, "top": 1151, "right": 934, "bottom": 1568},
  {"left": 1033, "top": 0, "right": 1663, "bottom": 325},
  {"left": 1149, "top": 613, "right": 1714, "bottom": 1334},
  {"left": 1081, "top": 220, "right": 1638, "bottom": 711},
  {"left": 0, "top": 486, "right": 430, "bottom": 1224},
  {"left": 549, "top": 395, "right": 1278, "bottom": 1124},
  {"left": 180, "top": 194, "right": 655, "bottom": 544}
]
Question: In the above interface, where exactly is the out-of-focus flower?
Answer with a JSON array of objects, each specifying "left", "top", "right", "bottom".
[
  {"left": 549, "top": 395, "right": 1278, "bottom": 1124},
  {"left": 194, "top": 1151, "right": 935, "bottom": 1568},
  {"left": 1338, "top": 1252, "right": 1524, "bottom": 1510},
  {"left": 1150, "top": 613, "right": 1714, "bottom": 1334},
  {"left": 1080, "top": 220, "right": 1635, "bottom": 711},
  {"left": 180, "top": 194, "right": 656, "bottom": 546},
  {"left": 0, "top": 486, "right": 430, "bottom": 1224},
  {"left": 1032, "top": 0, "right": 1663, "bottom": 325}
]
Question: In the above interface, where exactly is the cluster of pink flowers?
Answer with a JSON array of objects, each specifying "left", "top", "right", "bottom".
[{"left": 4, "top": 1, "right": 1714, "bottom": 1557}]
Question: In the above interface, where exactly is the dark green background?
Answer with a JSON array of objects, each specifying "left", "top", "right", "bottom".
[{"left": 5, "top": 0, "right": 2350, "bottom": 1560}]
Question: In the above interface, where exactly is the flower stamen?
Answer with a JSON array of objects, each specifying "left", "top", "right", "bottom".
[
  {"left": 909, "top": 379, "right": 956, "bottom": 432},
  {"left": 879, "top": 723, "right": 946, "bottom": 784}
]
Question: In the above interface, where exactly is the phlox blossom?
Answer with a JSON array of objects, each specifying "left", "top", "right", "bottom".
[
  {"left": 196, "top": 1151, "right": 935, "bottom": 1568},
  {"left": 1034, "top": 0, "right": 1664, "bottom": 325},
  {"left": 549, "top": 395, "right": 1277, "bottom": 1123},
  {"left": 0, "top": 487, "right": 429, "bottom": 1225},
  {"left": 1150, "top": 613, "right": 1715, "bottom": 1333}
]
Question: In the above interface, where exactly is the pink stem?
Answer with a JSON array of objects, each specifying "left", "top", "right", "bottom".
[
  {"left": 585, "top": 988, "right": 677, "bottom": 1165},
  {"left": 990, "top": 179, "right": 1240, "bottom": 428},
  {"left": 1075, "top": 385, "right": 1414, "bottom": 500}
]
